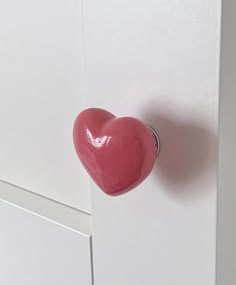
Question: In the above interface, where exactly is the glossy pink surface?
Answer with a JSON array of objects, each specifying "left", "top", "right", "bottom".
[{"left": 73, "top": 108, "right": 156, "bottom": 196}]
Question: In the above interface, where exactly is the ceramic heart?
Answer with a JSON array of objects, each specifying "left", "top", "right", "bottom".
[{"left": 73, "top": 108, "right": 156, "bottom": 196}]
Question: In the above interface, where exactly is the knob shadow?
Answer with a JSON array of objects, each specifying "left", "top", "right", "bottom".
[{"left": 143, "top": 110, "right": 217, "bottom": 199}]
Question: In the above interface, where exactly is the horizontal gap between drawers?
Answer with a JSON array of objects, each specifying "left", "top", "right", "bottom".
[{"left": 0, "top": 179, "right": 91, "bottom": 236}]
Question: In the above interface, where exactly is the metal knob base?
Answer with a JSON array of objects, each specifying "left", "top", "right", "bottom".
[{"left": 146, "top": 125, "right": 160, "bottom": 157}]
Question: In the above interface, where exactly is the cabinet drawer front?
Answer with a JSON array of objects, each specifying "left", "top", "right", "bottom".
[
  {"left": 0, "top": 199, "right": 92, "bottom": 285},
  {"left": 0, "top": 0, "right": 90, "bottom": 212}
]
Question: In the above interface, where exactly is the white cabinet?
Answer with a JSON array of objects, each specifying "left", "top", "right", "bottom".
[{"left": 0, "top": 0, "right": 236, "bottom": 285}]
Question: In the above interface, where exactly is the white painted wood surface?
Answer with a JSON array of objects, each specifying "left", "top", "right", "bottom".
[
  {"left": 0, "top": 0, "right": 90, "bottom": 212},
  {"left": 84, "top": 0, "right": 221, "bottom": 284},
  {"left": 1, "top": 1, "right": 235, "bottom": 284},
  {"left": 0, "top": 198, "right": 92, "bottom": 285}
]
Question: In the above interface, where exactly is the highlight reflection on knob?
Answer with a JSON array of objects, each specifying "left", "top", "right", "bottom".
[{"left": 73, "top": 108, "right": 160, "bottom": 196}]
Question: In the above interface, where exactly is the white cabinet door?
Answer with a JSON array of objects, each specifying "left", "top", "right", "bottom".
[
  {"left": 83, "top": 0, "right": 222, "bottom": 284},
  {"left": 0, "top": 0, "right": 90, "bottom": 212}
]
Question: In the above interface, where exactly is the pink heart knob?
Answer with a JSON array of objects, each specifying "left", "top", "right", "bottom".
[{"left": 73, "top": 108, "right": 160, "bottom": 196}]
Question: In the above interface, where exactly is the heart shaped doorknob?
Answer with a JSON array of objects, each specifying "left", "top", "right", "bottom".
[{"left": 73, "top": 108, "right": 160, "bottom": 196}]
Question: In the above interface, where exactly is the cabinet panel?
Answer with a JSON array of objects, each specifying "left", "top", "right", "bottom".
[
  {"left": 217, "top": 1, "right": 236, "bottom": 284},
  {"left": 0, "top": 198, "right": 92, "bottom": 285},
  {"left": 0, "top": 0, "right": 90, "bottom": 212},
  {"left": 84, "top": 0, "right": 220, "bottom": 284}
]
